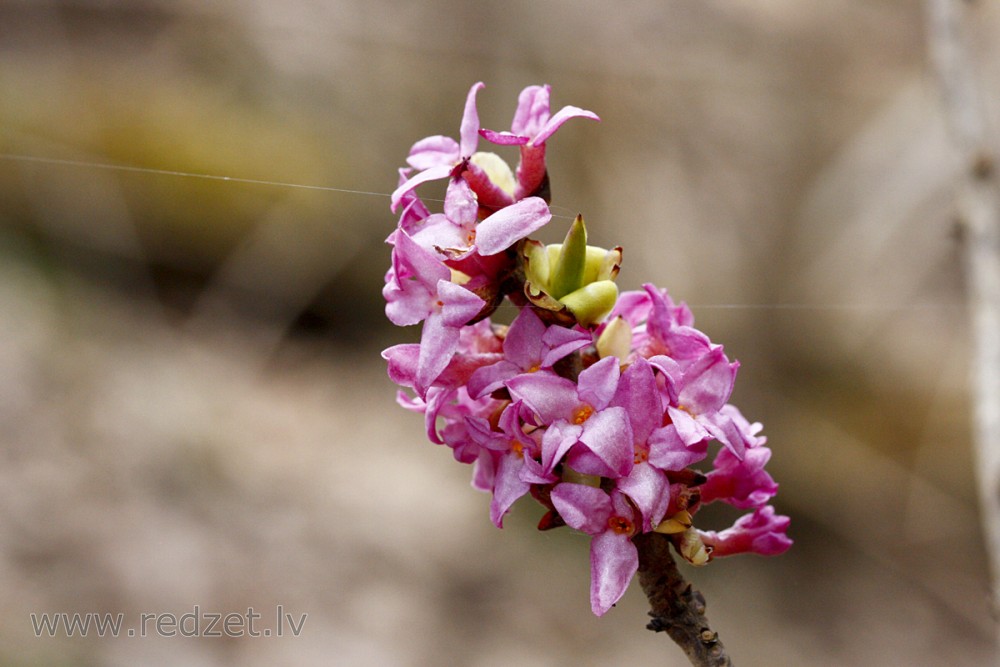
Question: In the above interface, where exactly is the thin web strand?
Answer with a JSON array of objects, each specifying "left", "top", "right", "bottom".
[{"left": 0, "top": 152, "right": 965, "bottom": 313}]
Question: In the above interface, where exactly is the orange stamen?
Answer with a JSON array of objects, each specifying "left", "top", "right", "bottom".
[{"left": 572, "top": 403, "right": 594, "bottom": 425}]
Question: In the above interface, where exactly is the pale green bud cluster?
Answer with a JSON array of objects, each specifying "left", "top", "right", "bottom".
[{"left": 521, "top": 215, "right": 622, "bottom": 327}]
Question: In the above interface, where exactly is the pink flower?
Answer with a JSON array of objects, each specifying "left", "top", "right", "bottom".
[
  {"left": 383, "top": 230, "right": 485, "bottom": 394},
  {"left": 649, "top": 345, "right": 749, "bottom": 460},
  {"left": 698, "top": 506, "right": 792, "bottom": 557},
  {"left": 608, "top": 358, "right": 674, "bottom": 531},
  {"left": 391, "top": 82, "right": 486, "bottom": 211},
  {"left": 409, "top": 178, "right": 553, "bottom": 260},
  {"left": 391, "top": 82, "right": 520, "bottom": 212},
  {"left": 507, "top": 356, "right": 634, "bottom": 478},
  {"left": 551, "top": 483, "right": 639, "bottom": 616},
  {"left": 467, "top": 400, "right": 556, "bottom": 527},
  {"left": 699, "top": 443, "right": 778, "bottom": 509},
  {"left": 480, "top": 84, "right": 600, "bottom": 200},
  {"left": 467, "top": 307, "right": 590, "bottom": 399}
]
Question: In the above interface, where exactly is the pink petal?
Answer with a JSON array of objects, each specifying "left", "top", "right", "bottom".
[
  {"left": 407, "top": 135, "right": 460, "bottom": 170},
  {"left": 478, "top": 128, "right": 530, "bottom": 145},
  {"left": 444, "top": 178, "right": 478, "bottom": 226},
  {"left": 610, "top": 358, "right": 661, "bottom": 444},
  {"left": 589, "top": 531, "right": 638, "bottom": 616},
  {"left": 503, "top": 307, "right": 546, "bottom": 369},
  {"left": 391, "top": 164, "right": 454, "bottom": 212},
  {"left": 437, "top": 280, "right": 486, "bottom": 328},
  {"left": 383, "top": 285, "right": 429, "bottom": 327},
  {"left": 578, "top": 407, "right": 634, "bottom": 477},
  {"left": 382, "top": 343, "right": 420, "bottom": 388},
  {"left": 540, "top": 326, "right": 591, "bottom": 368},
  {"left": 520, "top": 454, "right": 556, "bottom": 485},
  {"left": 700, "top": 446, "right": 777, "bottom": 509},
  {"left": 466, "top": 359, "right": 519, "bottom": 399},
  {"left": 647, "top": 426, "right": 709, "bottom": 471},
  {"left": 471, "top": 449, "right": 499, "bottom": 492},
  {"left": 392, "top": 228, "right": 450, "bottom": 289},
  {"left": 666, "top": 406, "right": 709, "bottom": 446},
  {"left": 507, "top": 372, "right": 579, "bottom": 423},
  {"left": 409, "top": 213, "right": 468, "bottom": 255},
  {"left": 459, "top": 82, "right": 485, "bottom": 157},
  {"left": 551, "top": 483, "right": 612, "bottom": 534},
  {"left": 416, "top": 313, "right": 461, "bottom": 393},
  {"left": 541, "top": 420, "right": 583, "bottom": 473},
  {"left": 678, "top": 347, "right": 737, "bottom": 414},
  {"left": 532, "top": 105, "right": 600, "bottom": 145},
  {"left": 702, "top": 413, "right": 748, "bottom": 461},
  {"left": 511, "top": 84, "right": 551, "bottom": 137},
  {"left": 474, "top": 196, "right": 552, "bottom": 255},
  {"left": 610, "top": 289, "right": 652, "bottom": 326},
  {"left": 422, "top": 387, "right": 453, "bottom": 444},
  {"left": 490, "top": 454, "right": 531, "bottom": 527},
  {"left": 616, "top": 463, "right": 670, "bottom": 532},
  {"left": 577, "top": 356, "right": 621, "bottom": 410}
]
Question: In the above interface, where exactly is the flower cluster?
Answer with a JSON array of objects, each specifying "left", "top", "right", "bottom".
[{"left": 383, "top": 82, "right": 791, "bottom": 616}]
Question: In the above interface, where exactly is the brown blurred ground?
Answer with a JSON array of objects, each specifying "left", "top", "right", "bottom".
[{"left": 0, "top": 1, "right": 997, "bottom": 665}]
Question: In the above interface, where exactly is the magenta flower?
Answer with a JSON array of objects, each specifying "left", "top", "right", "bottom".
[
  {"left": 608, "top": 358, "right": 673, "bottom": 531},
  {"left": 409, "top": 177, "right": 553, "bottom": 260},
  {"left": 391, "top": 82, "right": 519, "bottom": 212},
  {"left": 467, "top": 400, "right": 556, "bottom": 527},
  {"left": 649, "top": 345, "right": 748, "bottom": 460},
  {"left": 551, "top": 483, "right": 640, "bottom": 616},
  {"left": 467, "top": 307, "right": 590, "bottom": 399},
  {"left": 480, "top": 84, "right": 600, "bottom": 200},
  {"left": 383, "top": 229, "right": 485, "bottom": 394},
  {"left": 607, "top": 284, "right": 710, "bottom": 364},
  {"left": 698, "top": 506, "right": 792, "bottom": 557},
  {"left": 699, "top": 443, "right": 778, "bottom": 509},
  {"left": 507, "top": 356, "right": 634, "bottom": 478},
  {"left": 391, "top": 82, "right": 486, "bottom": 211},
  {"left": 393, "top": 168, "right": 431, "bottom": 236}
]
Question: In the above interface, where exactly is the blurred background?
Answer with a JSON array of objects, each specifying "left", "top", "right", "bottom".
[{"left": 1, "top": 0, "right": 997, "bottom": 664}]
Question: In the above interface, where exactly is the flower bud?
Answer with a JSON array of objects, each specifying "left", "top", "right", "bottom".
[
  {"left": 521, "top": 214, "right": 622, "bottom": 328},
  {"left": 469, "top": 152, "right": 516, "bottom": 198},
  {"left": 678, "top": 527, "right": 711, "bottom": 566},
  {"left": 549, "top": 215, "right": 588, "bottom": 299},
  {"left": 596, "top": 316, "right": 632, "bottom": 363}
]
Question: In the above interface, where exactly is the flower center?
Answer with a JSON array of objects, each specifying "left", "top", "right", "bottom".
[
  {"left": 511, "top": 440, "right": 525, "bottom": 459},
  {"left": 607, "top": 515, "right": 633, "bottom": 535},
  {"left": 571, "top": 403, "right": 594, "bottom": 425}
]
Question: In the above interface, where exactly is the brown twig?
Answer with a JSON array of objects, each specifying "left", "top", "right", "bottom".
[{"left": 635, "top": 533, "right": 734, "bottom": 667}]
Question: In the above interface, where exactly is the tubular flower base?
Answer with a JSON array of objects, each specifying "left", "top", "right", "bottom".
[{"left": 382, "top": 83, "right": 791, "bottom": 665}]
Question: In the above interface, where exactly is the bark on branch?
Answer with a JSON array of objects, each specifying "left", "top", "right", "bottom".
[{"left": 635, "top": 533, "right": 734, "bottom": 667}]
